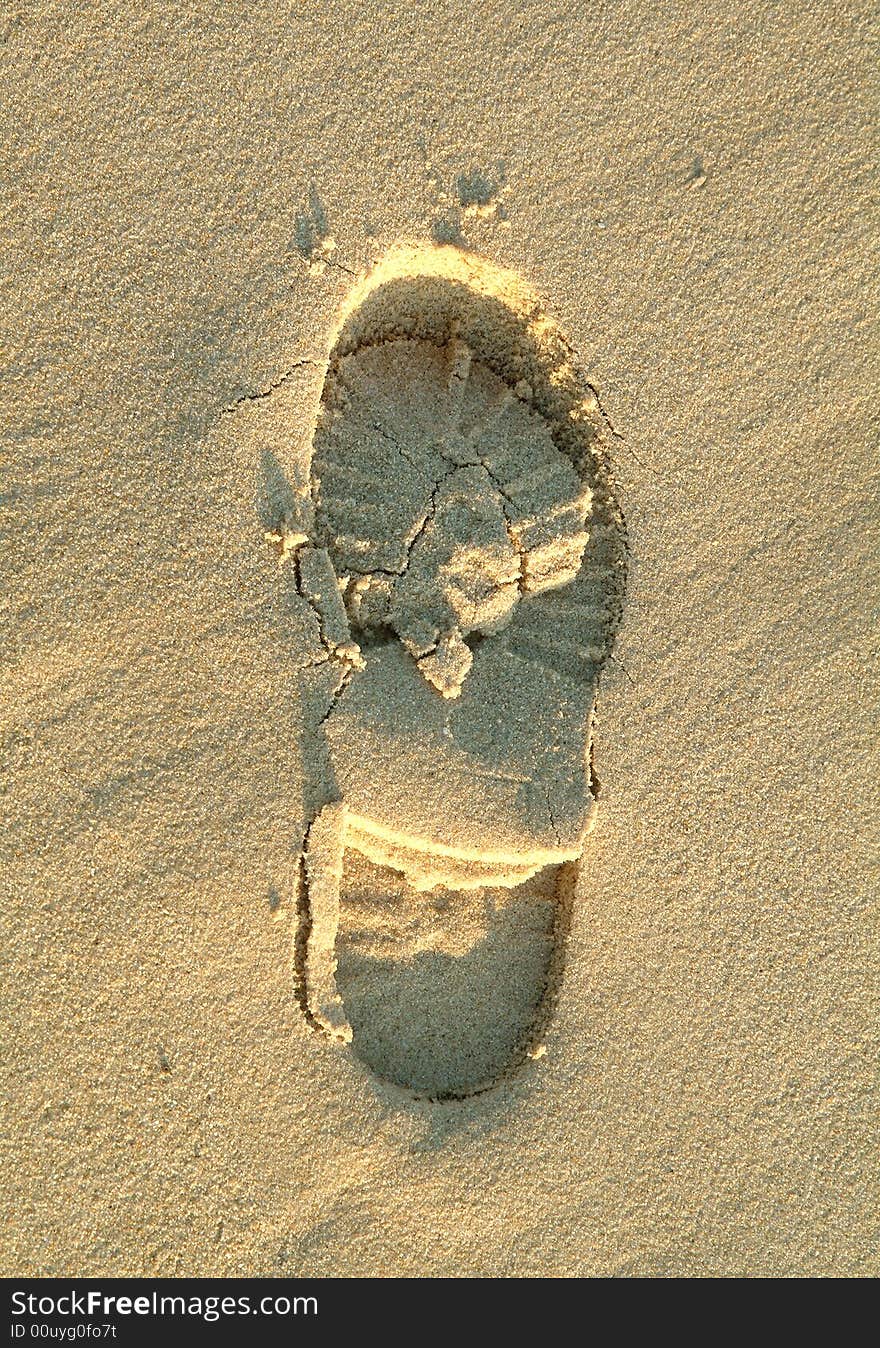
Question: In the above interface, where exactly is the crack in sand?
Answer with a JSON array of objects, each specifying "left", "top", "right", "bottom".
[
  {"left": 327, "top": 460, "right": 459, "bottom": 590},
  {"left": 219, "top": 359, "right": 319, "bottom": 420}
]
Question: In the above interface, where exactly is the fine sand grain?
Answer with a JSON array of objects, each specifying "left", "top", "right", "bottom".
[{"left": 2, "top": 0, "right": 878, "bottom": 1276}]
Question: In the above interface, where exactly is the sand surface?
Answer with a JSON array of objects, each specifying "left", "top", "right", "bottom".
[{"left": 3, "top": 0, "right": 878, "bottom": 1276}]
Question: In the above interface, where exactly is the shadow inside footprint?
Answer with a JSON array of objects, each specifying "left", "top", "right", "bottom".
[{"left": 335, "top": 852, "right": 565, "bottom": 1098}]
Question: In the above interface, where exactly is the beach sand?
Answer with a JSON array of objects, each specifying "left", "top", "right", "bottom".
[{"left": 3, "top": 0, "right": 877, "bottom": 1276}]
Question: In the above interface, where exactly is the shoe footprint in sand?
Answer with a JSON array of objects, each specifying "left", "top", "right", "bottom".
[{"left": 289, "top": 245, "right": 625, "bottom": 1099}]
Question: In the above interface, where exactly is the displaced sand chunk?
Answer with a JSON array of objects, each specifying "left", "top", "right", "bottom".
[
  {"left": 416, "top": 628, "right": 473, "bottom": 698},
  {"left": 298, "top": 545, "right": 364, "bottom": 667},
  {"left": 390, "top": 464, "right": 519, "bottom": 696}
]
